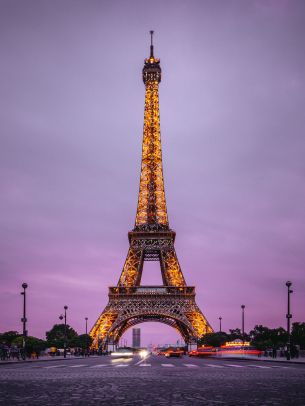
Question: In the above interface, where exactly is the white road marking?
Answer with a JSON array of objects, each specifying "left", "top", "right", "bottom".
[
  {"left": 89, "top": 364, "right": 109, "bottom": 368},
  {"left": 161, "top": 364, "right": 174, "bottom": 367},
  {"left": 44, "top": 365, "right": 67, "bottom": 369},
  {"left": 183, "top": 364, "right": 198, "bottom": 368},
  {"left": 115, "top": 364, "right": 129, "bottom": 367},
  {"left": 139, "top": 363, "right": 151, "bottom": 367},
  {"left": 226, "top": 364, "right": 244, "bottom": 368},
  {"left": 69, "top": 364, "right": 87, "bottom": 368},
  {"left": 247, "top": 365, "right": 271, "bottom": 369},
  {"left": 271, "top": 366, "right": 291, "bottom": 369},
  {"left": 135, "top": 356, "right": 151, "bottom": 366},
  {"left": 207, "top": 364, "right": 224, "bottom": 368}
]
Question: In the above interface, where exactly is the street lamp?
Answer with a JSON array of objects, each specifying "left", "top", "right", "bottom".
[
  {"left": 286, "top": 281, "right": 293, "bottom": 360},
  {"left": 59, "top": 305, "right": 68, "bottom": 358},
  {"left": 219, "top": 317, "right": 222, "bottom": 333},
  {"left": 20, "top": 283, "right": 28, "bottom": 354},
  {"left": 85, "top": 317, "right": 88, "bottom": 356},
  {"left": 241, "top": 305, "right": 245, "bottom": 343}
]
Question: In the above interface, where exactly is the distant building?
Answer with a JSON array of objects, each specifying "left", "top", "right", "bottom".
[{"left": 132, "top": 328, "right": 141, "bottom": 348}]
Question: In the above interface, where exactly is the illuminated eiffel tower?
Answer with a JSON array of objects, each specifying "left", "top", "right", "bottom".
[{"left": 90, "top": 32, "right": 213, "bottom": 350}]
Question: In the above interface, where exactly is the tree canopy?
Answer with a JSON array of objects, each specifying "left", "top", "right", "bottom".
[
  {"left": 198, "top": 332, "right": 228, "bottom": 347},
  {"left": 69, "top": 334, "right": 93, "bottom": 349},
  {"left": 292, "top": 322, "right": 305, "bottom": 349},
  {"left": 227, "top": 328, "right": 249, "bottom": 341},
  {"left": 249, "top": 325, "right": 287, "bottom": 350},
  {"left": 0, "top": 331, "right": 20, "bottom": 345},
  {"left": 12, "top": 336, "right": 47, "bottom": 355},
  {"left": 45, "top": 324, "right": 92, "bottom": 349},
  {"left": 46, "top": 324, "right": 78, "bottom": 347}
]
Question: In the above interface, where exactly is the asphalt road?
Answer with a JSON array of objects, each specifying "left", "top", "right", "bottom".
[{"left": 1, "top": 355, "right": 305, "bottom": 405}]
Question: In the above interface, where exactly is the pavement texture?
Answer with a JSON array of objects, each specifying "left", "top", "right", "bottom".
[{"left": 1, "top": 355, "right": 305, "bottom": 405}]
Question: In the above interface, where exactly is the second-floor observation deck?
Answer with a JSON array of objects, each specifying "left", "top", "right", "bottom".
[{"left": 109, "top": 286, "right": 195, "bottom": 297}]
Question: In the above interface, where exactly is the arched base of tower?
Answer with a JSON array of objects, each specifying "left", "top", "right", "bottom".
[{"left": 90, "top": 286, "right": 213, "bottom": 350}]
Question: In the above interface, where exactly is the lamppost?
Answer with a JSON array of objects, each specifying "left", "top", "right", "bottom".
[
  {"left": 20, "top": 283, "right": 28, "bottom": 354},
  {"left": 219, "top": 317, "right": 222, "bottom": 333},
  {"left": 241, "top": 305, "right": 245, "bottom": 343},
  {"left": 286, "top": 281, "right": 293, "bottom": 360},
  {"left": 85, "top": 317, "right": 88, "bottom": 356},
  {"left": 59, "top": 305, "right": 68, "bottom": 358}
]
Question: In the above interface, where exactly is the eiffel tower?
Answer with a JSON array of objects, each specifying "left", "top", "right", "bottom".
[{"left": 90, "top": 32, "right": 213, "bottom": 350}]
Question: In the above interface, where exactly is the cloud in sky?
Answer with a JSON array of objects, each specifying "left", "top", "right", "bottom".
[{"left": 0, "top": 0, "right": 305, "bottom": 344}]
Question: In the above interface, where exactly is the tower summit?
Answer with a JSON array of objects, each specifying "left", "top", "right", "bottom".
[
  {"left": 90, "top": 33, "right": 212, "bottom": 350},
  {"left": 136, "top": 30, "right": 166, "bottom": 228}
]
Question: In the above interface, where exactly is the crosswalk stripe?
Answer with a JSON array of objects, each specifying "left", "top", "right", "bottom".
[
  {"left": 39, "top": 362, "right": 290, "bottom": 370},
  {"left": 89, "top": 364, "right": 109, "bottom": 368},
  {"left": 226, "top": 364, "right": 244, "bottom": 368},
  {"left": 44, "top": 365, "right": 67, "bottom": 369},
  {"left": 206, "top": 364, "right": 224, "bottom": 368},
  {"left": 69, "top": 365, "right": 86, "bottom": 368},
  {"left": 247, "top": 365, "right": 271, "bottom": 369},
  {"left": 270, "top": 366, "right": 290, "bottom": 369}
]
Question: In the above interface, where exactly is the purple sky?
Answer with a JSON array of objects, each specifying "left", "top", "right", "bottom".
[{"left": 1, "top": 0, "right": 305, "bottom": 346}]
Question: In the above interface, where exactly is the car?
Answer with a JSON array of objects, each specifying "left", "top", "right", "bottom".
[
  {"left": 188, "top": 346, "right": 216, "bottom": 357},
  {"left": 164, "top": 349, "right": 183, "bottom": 358},
  {"left": 188, "top": 349, "right": 198, "bottom": 357},
  {"left": 157, "top": 350, "right": 167, "bottom": 356},
  {"left": 156, "top": 348, "right": 168, "bottom": 356}
]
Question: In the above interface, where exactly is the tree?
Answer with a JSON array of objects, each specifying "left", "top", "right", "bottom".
[
  {"left": 12, "top": 336, "right": 47, "bottom": 356},
  {"left": 0, "top": 331, "right": 20, "bottom": 345},
  {"left": 46, "top": 324, "right": 78, "bottom": 347},
  {"left": 198, "top": 332, "right": 228, "bottom": 347},
  {"left": 292, "top": 322, "right": 305, "bottom": 350},
  {"left": 69, "top": 334, "right": 93, "bottom": 349},
  {"left": 228, "top": 328, "right": 245, "bottom": 341},
  {"left": 249, "top": 325, "right": 287, "bottom": 350}
]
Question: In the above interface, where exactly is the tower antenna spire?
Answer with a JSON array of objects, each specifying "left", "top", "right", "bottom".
[{"left": 150, "top": 30, "right": 154, "bottom": 58}]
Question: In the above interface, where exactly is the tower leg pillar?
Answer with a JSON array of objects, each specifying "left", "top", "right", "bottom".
[
  {"left": 188, "top": 340, "right": 198, "bottom": 352},
  {"left": 106, "top": 337, "right": 117, "bottom": 353}
]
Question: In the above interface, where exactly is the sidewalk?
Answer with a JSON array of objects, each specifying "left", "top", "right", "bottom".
[{"left": 0, "top": 355, "right": 99, "bottom": 365}]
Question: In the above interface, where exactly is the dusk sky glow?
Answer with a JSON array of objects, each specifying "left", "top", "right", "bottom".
[{"left": 1, "top": 0, "right": 305, "bottom": 346}]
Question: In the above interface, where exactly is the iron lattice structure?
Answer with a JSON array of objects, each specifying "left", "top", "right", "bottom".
[{"left": 90, "top": 32, "right": 213, "bottom": 348}]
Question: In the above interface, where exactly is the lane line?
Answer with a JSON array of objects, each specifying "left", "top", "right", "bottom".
[
  {"left": 89, "top": 364, "right": 109, "bottom": 368},
  {"left": 247, "top": 365, "right": 271, "bottom": 369},
  {"left": 183, "top": 364, "right": 198, "bottom": 368},
  {"left": 226, "top": 364, "right": 244, "bottom": 368},
  {"left": 206, "top": 364, "right": 224, "bottom": 368},
  {"left": 115, "top": 364, "right": 129, "bottom": 367},
  {"left": 139, "top": 363, "right": 151, "bottom": 367},
  {"left": 43, "top": 365, "right": 67, "bottom": 369},
  {"left": 271, "top": 366, "right": 291, "bottom": 369},
  {"left": 161, "top": 364, "right": 174, "bottom": 367},
  {"left": 69, "top": 365, "right": 87, "bottom": 368}
]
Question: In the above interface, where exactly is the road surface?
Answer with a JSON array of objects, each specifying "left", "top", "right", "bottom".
[{"left": 0, "top": 354, "right": 304, "bottom": 405}]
